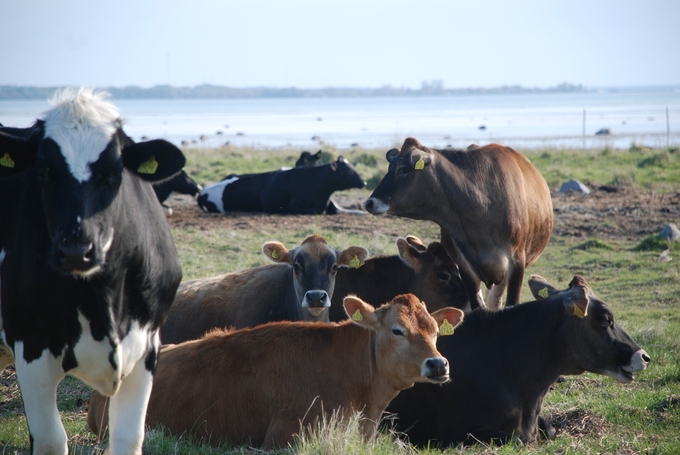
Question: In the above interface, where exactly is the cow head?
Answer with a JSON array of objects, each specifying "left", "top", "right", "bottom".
[
  {"left": 396, "top": 235, "right": 469, "bottom": 312},
  {"left": 364, "top": 137, "right": 436, "bottom": 217},
  {"left": 344, "top": 294, "right": 464, "bottom": 388},
  {"left": 169, "top": 170, "right": 202, "bottom": 196},
  {"left": 0, "top": 88, "right": 185, "bottom": 276},
  {"left": 295, "top": 150, "right": 322, "bottom": 167},
  {"left": 262, "top": 235, "right": 369, "bottom": 321},
  {"left": 329, "top": 156, "right": 366, "bottom": 189},
  {"left": 531, "top": 275, "right": 650, "bottom": 383}
]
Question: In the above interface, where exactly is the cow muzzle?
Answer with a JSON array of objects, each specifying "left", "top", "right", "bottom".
[
  {"left": 58, "top": 241, "right": 96, "bottom": 274},
  {"left": 364, "top": 197, "right": 389, "bottom": 214},
  {"left": 422, "top": 356, "right": 449, "bottom": 384},
  {"left": 302, "top": 290, "right": 331, "bottom": 316}
]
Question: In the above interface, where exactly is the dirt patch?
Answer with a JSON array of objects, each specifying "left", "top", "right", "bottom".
[
  {"left": 165, "top": 187, "right": 680, "bottom": 241},
  {"left": 546, "top": 408, "right": 609, "bottom": 438}
]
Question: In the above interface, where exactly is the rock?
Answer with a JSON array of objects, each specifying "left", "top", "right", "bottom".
[
  {"left": 658, "top": 249, "right": 672, "bottom": 262},
  {"left": 595, "top": 128, "right": 611, "bottom": 135},
  {"left": 659, "top": 223, "right": 680, "bottom": 242},
  {"left": 559, "top": 179, "right": 591, "bottom": 195}
]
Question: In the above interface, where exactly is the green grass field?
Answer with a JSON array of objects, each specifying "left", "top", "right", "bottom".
[{"left": 1, "top": 144, "right": 679, "bottom": 454}]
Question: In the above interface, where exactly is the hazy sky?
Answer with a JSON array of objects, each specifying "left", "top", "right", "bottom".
[{"left": 2, "top": 0, "right": 679, "bottom": 89}]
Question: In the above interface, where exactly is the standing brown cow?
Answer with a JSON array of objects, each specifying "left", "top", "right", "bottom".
[{"left": 364, "top": 137, "right": 553, "bottom": 309}]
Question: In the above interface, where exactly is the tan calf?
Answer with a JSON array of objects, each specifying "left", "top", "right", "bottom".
[{"left": 88, "top": 294, "right": 464, "bottom": 448}]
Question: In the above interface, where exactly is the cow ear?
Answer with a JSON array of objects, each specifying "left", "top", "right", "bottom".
[
  {"left": 563, "top": 286, "right": 590, "bottom": 318},
  {"left": 397, "top": 237, "right": 424, "bottom": 272},
  {"left": 343, "top": 296, "right": 378, "bottom": 330},
  {"left": 0, "top": 124, "right": 43, "bottom": 176},
  {"left": 386, "top": 148, "right": 400, "bottom": 163},
  {"left": 121, "top": 139, "right": 186, "bottom": 183},
  {"left": 411, "top": 149, "right": 433, "bottom": 170},
  {"left": 528, "top": 275, "right": 561, "bottom": 300},
  {"left": 430, "top": 308, "right": 465, "bottom": 336},
  {"left": 405, "top": 235, "right": 427, "bottom": 252},
  {"left": 262, "top": 241, "right": 291, "bottom": 264},
  {"left": 338, "top": 246, "right": 369, "bottom": 269}
]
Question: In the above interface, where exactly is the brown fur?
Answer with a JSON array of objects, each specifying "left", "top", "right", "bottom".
[
  {"left": 88, "top": 294, "right": 464, "bottom": 448},
  {"left": 367, "top": 137, "right": 553, "bottom": 310}
]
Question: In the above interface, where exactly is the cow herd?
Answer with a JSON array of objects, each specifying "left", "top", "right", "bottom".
[{"left": 0, "top": 89, "right": 650, "bottom": 455}]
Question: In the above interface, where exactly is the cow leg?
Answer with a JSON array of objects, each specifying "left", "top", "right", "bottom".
[
  {"left": 484, "top": 281, "right": 507, "bottom": 311},
  {"left": 107, "top": 357, "right": 154, "bottom": 455},
  {"left": 14, "top": 343, "right": 67, "bottom": 455},
  {"left": 504, "top": 257, "right": 525, "bottom": 307}
]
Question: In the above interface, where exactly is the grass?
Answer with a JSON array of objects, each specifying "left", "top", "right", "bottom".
[{"left": 1, "top": 144, "right": 679, "bottom": 454}]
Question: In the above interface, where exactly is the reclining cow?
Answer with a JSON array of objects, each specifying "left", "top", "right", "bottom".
[
  {"left": 0, "top": 88, "right": 184, "bottom": 455},
  {"left": 160, "top": 234, "right": 368, "bottom": 343},
  {"left": 153, "top": 169, "right": 202, "bottom": 214},
  {"left": 197, "top": 150, "right": 321, "bottom": 213},
  {"left": 329, "top": 235, "right": 469, "bottom": 321},
  {"left": 88, "top": 294, "right": 464, "bottom": 448},
  {"left": 385, "top": 275, "right": 650, "bottom": 447},
  {"left": 365, "top": 137, "right": 553, "bottom": 310}
]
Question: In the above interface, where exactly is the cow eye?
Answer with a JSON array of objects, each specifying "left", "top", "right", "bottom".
[
  {"left": 293, "top": 263, "right": 303, "bottom": 272},
  {"left": 103, "top": 171, "right": 122, "bottom": 186},
  {"left": 437, "top": 271, "right": 451, "bottom": 282},
  {"left": 600, "top": 314, "right": 613, "bottom": 328},
  {"left": 331, "top": 264, "right": 339, "bottom": 273},
  {"left": 397, "top": 167, "right": 409, "bottom": 176},
  {"left": 392, "top": 327, "right": 405, "bottom": 337}
]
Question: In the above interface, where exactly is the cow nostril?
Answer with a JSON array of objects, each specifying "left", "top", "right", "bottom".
[
  {"left": 364, "top": 199, "right": 374, "bottom": 211},
  {"left": 642, "top": 353, "right": 651, "bottom": 363},
  {"left": 84, "top": 244, "right": 95, "bottom": 262}
]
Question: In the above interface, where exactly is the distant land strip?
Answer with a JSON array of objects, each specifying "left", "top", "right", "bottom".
[{"left": 0, "top": 83, "right": 676, "bottom": 100}]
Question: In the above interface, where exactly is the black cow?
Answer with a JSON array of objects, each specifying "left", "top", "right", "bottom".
[
  {"left": 0, "top": 88, "right": 184, "bottom": 455},
  {"left": 152, "top": 169, "right": 201, "bottom": 209},
  {"left": 385, "top": 275, "right": 650, "bottom": 447},
  {"left": 329, "top": 235, "right": 469, "bottom": 321},
  {"left": 261, "top": 156, "right": 365, "bottom": 214},
  {"left": 197, "top": 150, "right": 321, "bottom": 213}
]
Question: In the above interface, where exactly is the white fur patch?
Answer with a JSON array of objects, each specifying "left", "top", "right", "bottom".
[
  {"left": 43, "top": 88, "right": 120, "bottom": 183},
  {"left": 200, "top": 176, "right": 238, "bottom": 213}
]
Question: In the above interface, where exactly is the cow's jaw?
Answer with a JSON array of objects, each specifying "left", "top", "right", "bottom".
[{"left": 603, "top": 349, "right": 650, "bottom": 383}]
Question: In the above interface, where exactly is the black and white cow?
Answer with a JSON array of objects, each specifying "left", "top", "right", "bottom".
[
  {"left": 0, "top": 88, "right": 184, "bottom": 455},
  {"left": 152, "top": 169, "right": 202, "bottom": 214},
  {"left": 197, "top": 150, "right": 322, "bottom": 213}
]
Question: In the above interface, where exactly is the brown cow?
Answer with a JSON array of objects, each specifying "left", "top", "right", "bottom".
[
  {"left": 88, "top": 294, "right": 465, "bottom": 448},
  {"left": 364, "top": 137, "right": 553, "bottom": 310},
  {"left": 160, "top": 234, "right": 368, "bottom": 344},
  {"left": 329, "top": 235, "right": 470, "bottom": 321}
]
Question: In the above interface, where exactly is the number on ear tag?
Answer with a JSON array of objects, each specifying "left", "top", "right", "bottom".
[
  {"left": 0, "top": 153, "right": 15, "bottom": 168},
  {"left": 538, "top": 287, "right": 549, "bottom": 298},
  {"left": 351, "top": 309, "right": 363, "bottom": 322},
  {"left": 138, "top": 156, "right": 159, "bottom": 174},
  {"left": 349, "top": 255, "right": 364, "bottom": 269},
  {"left": 414, "top": 156, "right": 425, "bottom": 170},
  {"left": 439, "top": 319, "right": 455, "bottom": 336}
]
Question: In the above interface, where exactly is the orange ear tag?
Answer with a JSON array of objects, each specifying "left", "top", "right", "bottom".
[
  {"left": 271, "top": 250, "right": 278, "bottom": 259},
  {"left": 573, "top": 303, "right": 587, "bottom": 318},
  {"left": 349, "top": 255, "right": 364, "bottom": 269},
  {"left": 439, "top": 319, "right": 455, "bottom": 336},
  {"left": 414, "top": 156, "right": 425, "bottom": 170},
  {"left": 138, "top": 156, "right": 159, "bottom": 174},
  {"left": 1, "top": 153, "right": 15, "bottom": 168},
  {"left": 351, "top": 309, "right": 363, "bottom": 322},
  {"left": 538, "top": 287, "right": 549, "bottom": 298}
]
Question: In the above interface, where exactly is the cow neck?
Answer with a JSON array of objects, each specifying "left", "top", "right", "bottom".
[
  {"left": 316, "top": 164, "right": 349, "bottom": 197},
  {"left": 461, "top": 300, "right": 567, "bottom": 389},
  {"left": 337, "top": 256, "right": 414, "bottom": 303},
  {"left": 330, "top": 322, "right": 404, "bottom": 422}
]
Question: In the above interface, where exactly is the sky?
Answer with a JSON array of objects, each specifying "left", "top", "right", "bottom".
[{"left": 1, "top": 0, "right": 679, "bottom": 90}]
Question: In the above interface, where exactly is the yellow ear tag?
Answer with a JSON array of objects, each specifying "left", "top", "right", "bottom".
[
  {"left": 349, "top": 255, "right": 364, "bottom": 269},
  {"left": 573, "top": 303, "right": 587, "bottom": 318},
  {"left": 271, "top": 250, "right": 278, "bottom": 259},
  {"left": 414, "top": 156, "right": 425, "bottom": 170},
  {"left": 538, "top": 287, "right": 549, "bottom": 298},
  {"left": 137, "top": 156, "right": 159, "bottom": 175},
  {"left": 439, "top": 319, "right": 455, "bottom": 336},
  {"left": 0, "top": 153, "right": 15, "bottom": 168},
  {"left": 351, "top": 309, "right": 363, "bottom": 322}
]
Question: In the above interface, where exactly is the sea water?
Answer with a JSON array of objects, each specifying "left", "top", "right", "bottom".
[{"left": 1, "top": 88, "right": 679, "bottom": 150}]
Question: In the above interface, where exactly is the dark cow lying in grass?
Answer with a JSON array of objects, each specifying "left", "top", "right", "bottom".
[
  {"left": 199, "top": 156, "right": 365, "bottom": 214},
  {"left": 152, "top": 169, "right": 201, "bottom": 214},
  {"left": 365, "top": 137, "right": 553, "bottom": 310},
  {"left": 385, "top": 275, "right": 650, "bottom": 447},
  {"left": 0, "top": 89, "right": 184, "bottom": 455},
  {"left": 88, "top": 294, "right": 465, "bottom": 448},
  {"left": 160, "top": 234, "right": 368, "bottom": 343},
  {"left": 197, "top": 150, "right": 321, "bottom": 213},
  {"left": 329, "top": 235, "right": 469, "bottom": 321}
]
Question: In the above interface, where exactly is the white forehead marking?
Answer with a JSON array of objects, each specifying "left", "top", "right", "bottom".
[{"left": 42, "top": 88, "right": 121, "bottom": 183}]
